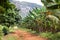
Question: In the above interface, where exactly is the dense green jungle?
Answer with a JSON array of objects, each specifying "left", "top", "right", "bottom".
[{"left": 0, "top": 0, "right": 60, "bottom": 40}]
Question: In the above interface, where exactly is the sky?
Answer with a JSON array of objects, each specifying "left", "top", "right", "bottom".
[{"left": 14, "top": 0, "right": 44, "bottom": 6}]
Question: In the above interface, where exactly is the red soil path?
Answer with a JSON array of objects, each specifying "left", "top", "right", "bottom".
[{"left": 3, "top": 30, "right": 49, "bottom": 40}]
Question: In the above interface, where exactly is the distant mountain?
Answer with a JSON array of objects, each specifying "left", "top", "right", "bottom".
[{"left": 10, "top": 0, "right": 42, "bottom": 18}]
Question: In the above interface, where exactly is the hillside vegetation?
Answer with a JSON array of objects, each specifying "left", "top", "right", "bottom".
[{"left": 0, "top": 0, "right": 60, "bottom": 40}]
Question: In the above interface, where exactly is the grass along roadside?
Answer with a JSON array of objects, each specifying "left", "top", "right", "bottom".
[{"left": 8, "top": 26, "right": 60, "bottom": 40}]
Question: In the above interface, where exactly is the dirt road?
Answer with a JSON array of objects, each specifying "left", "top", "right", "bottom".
[{"left": 3, "top": 29, "right": 49, "bottom": 40}]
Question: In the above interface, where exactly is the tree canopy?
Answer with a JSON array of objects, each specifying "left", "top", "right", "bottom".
[{"left": 0, "top": 0, "right": 21, "bottom": 27}]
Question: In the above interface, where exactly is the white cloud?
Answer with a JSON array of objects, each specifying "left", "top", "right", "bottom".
[{"left": 14, "top": 0, "right": 44, "bottom": 6}]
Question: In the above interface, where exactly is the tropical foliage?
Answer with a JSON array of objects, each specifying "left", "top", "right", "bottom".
[
  {"left": 0, "top": 0, "right": 21, "bottom": 39},
  {"left": 0, "top": 0, "right": 21, "bottom": 27},
  {"left": 0, "top": 0, "right": 60, "bottom": 40},
  {"left": 21, "top": 5, "right": 60, "bottom": 33},
  {"left": 20, "top": 0, "right": 60, "bottom": 40}
]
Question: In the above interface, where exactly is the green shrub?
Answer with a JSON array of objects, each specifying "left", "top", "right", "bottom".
[
  {"left": 0, "top": 25, "right": 4, "bottom": 40},
  {"left": 2, "top": 27, "right": 9, "bottom": 35},
  {"left": 39, "top": 32, "right": 53, "bottom": 38},
  {"left": 51, "top": 32, "right": 60, "bottom": 40},
  {"left": 0, "top": 25, "right": 9, "bottom": 36},
  {"left": 40, "top": 32, "right": 60, "bottom": 40}
]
